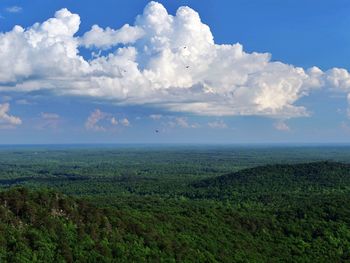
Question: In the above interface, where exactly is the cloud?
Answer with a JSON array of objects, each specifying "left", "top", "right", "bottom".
[
  {"left": 110, "top": 117, "right": 118, "bottom": 125},
  {"left": 274, "top": 120, "right": 290, "bottom": 131},
  {"left": 38, "top": 112, "right": 61, "bottom": 129},
  {"left": 168, "top": 117, "right": 199, "bottom": 128},
  {"left": 120, "top": 118, "right": 129, "bottom": 126},
  {"left": 0, "top": 2, "right": 349, "bottom": 118},
  {"left": 149, "top": 114, "right": 163, "bottom": 120},
  {"left": 326, "top": 68, "right": 350, "bottom": 90},
  {"left": 208, "top": 120, "right": 227, "bottom": 129},
  {"left": 0, "top": 8, "right": 86, "bottom": 86},
  {"left": 5, "top": 6, "right": 22, "bottom": 13},
  {"left": 85, "top": 109, "right": 108, "bottom": 131},
  {"left": 80, "top": 24, "right": 144, "bottom": 49},
  {"left": 85, "top": 109, "right": 130, "bottom": 131},
  {"left": 150, "top": 114, "right": 199, "bottom": 128},
  {"left": 0, "top": 103, "right": 22, "bottom": 128}
]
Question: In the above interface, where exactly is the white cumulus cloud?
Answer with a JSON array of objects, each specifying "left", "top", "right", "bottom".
[
  {"left": 85, "top": 109, "right": 108, "bottom": 131},
  {"left": 0, "top": 103, "right": 22, "bottom": 128},
  {"left": 0, "top": 2, "right": 349, "bottom": 118},
  {"left": 120, "top": 118, "right": 130, "bottom": 127},
  {"left": 110, "top": 117, "right": 118, "bottom": 126},
  {"left": 85, "top": 109, "right": 130, "bottom": 131},
  {"left": 80, "top": 24, "right": 144, "bottom": 49}
]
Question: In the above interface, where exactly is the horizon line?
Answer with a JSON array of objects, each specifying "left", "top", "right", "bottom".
[{"left": 1, "top": 142, "right": 350, "bottom": 147}]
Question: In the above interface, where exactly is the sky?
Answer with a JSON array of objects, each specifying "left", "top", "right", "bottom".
[{"left": 0, "top": 0, "right": 350, "bottom": 144}]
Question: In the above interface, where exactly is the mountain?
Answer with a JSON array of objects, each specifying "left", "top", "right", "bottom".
[{"left": 192, "top": 161, "right": 350, "bottom": 198}]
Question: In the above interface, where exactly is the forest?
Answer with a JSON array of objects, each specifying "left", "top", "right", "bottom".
[{"left": 0, "top": 145, "right": 350, "bottom": 262}]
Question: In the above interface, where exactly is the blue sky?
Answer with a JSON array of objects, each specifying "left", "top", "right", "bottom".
[{"left": 0, "top": 0, "right": 350, "bottom": 144}]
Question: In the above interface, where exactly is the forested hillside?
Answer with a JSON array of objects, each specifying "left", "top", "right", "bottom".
[
  {"left": 1, "top": 153, "right": 350, "bottom": 262},
  {"left": 192, "top": 161, "right": 350, "bottom": 199}
]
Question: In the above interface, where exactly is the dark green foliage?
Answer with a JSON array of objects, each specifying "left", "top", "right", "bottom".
[
  {"left": 0, "top": 147, "right": 350, "bottom": 262},
  {"left": 192, "top": 161, "right": 350, "bottom": 199},
  {"left": 0, "top": 187, "right": 263, "bottom": 262}
]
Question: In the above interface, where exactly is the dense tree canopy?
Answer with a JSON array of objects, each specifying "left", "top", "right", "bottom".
[{"left": 0, "top": 147, "right": 350, "bottom": 262}]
